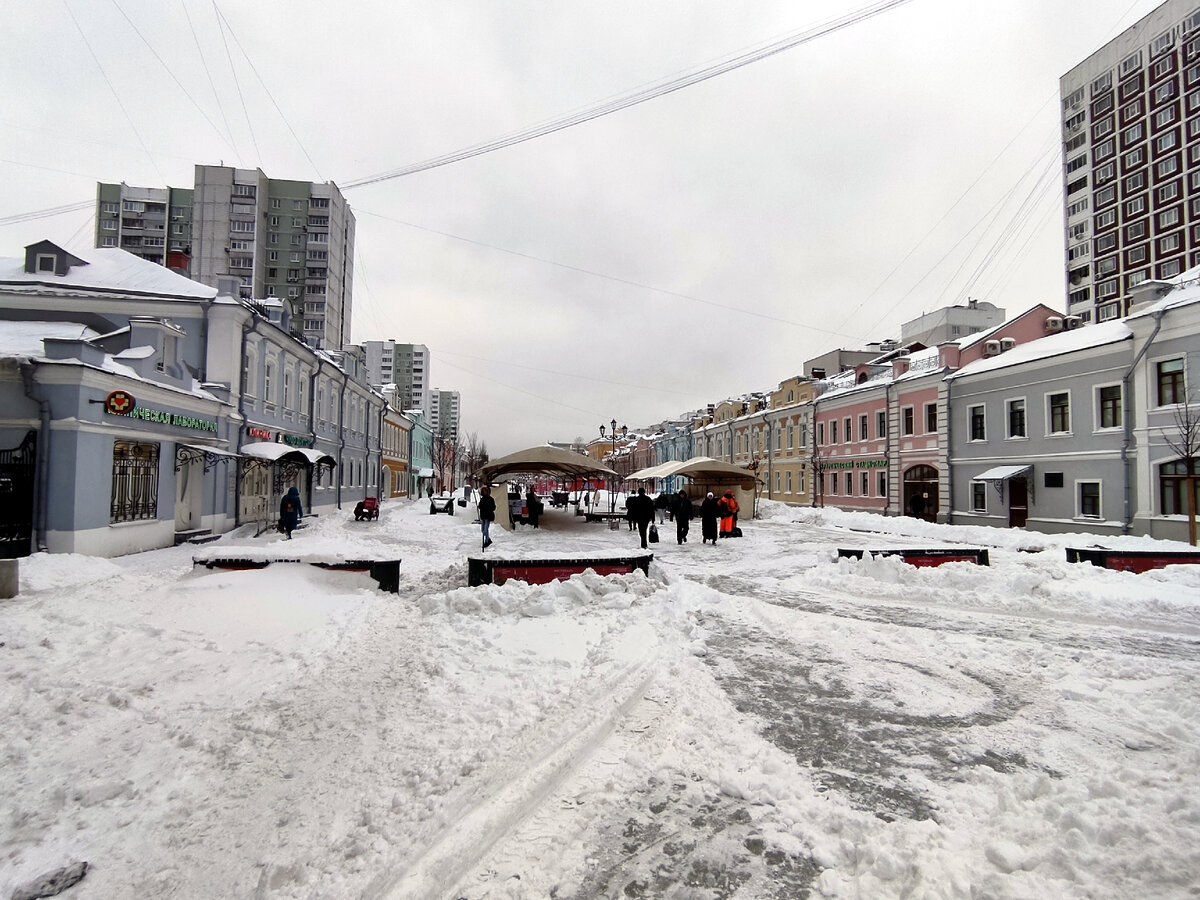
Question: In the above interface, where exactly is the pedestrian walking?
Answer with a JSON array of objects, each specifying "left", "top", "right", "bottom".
[
  {"left": 625, "top": 489, "right": 636, "bottom": 530},
  {"left": 629, "top": 487, "right": 656, "bottom": 549},
  {"left": 478, "top": 486, "right": 496, "bottom": 549},
  {"left": 278, "top": 485, "right": 302, "bottom": 539},
  {"left": 672, "top": 490, "right": 693, "bottom": 545},
  {"left": 718, "top": 490, "right": 740, "bottom": 538},
  {"left": 699, "top": 492, "right": 720, "bottom": 544}
]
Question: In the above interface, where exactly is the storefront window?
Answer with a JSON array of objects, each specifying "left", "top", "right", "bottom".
[{"left": 111, "top": 440, "right": 160, "bottom": 523}]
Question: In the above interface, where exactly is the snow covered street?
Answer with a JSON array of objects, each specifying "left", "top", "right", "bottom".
[{"left": 4, "top": 497, "right": 1200, "bottom": 899}]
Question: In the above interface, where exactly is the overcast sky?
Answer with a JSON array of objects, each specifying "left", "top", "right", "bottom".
[{"left": 0, "top": 0, "right": 1164, "bottom": 455}]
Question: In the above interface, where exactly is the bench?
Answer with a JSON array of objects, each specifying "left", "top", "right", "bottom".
[
  {"left": 467, "top": 552, "right": 652, "bottom": 586},
  {"left": 583, "top": 511, "right": 629, "bottom": 524},
  {"left": 193, "top": 555, "right": 401, "bottom": 592},
  {"left": 1066, "top": 547, "right": 1200, "bottom": 573},
  {"left": 838, "top": 548, "right": 990, "bottom": 567}
]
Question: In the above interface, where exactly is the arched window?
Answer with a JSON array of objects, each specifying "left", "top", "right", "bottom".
[{"left": 264, "top": 360, "right": 275, "bottom": 403}]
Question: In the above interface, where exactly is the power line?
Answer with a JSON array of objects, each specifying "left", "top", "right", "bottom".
[
  {"left": 110, "top": 0, "right": 235, "bottom": 154},
  {"left": 212, "top": 0, "right": 260, "bottom": 164},
  {"left": 182, "top": 0, "right": 240, "bottom": 159},
  {"left": 0, "top": 200, "right": 94, "bottom": 228},
  {"left": 341, "top": 0, "right": 915, "bottom": 189},
  {"left": 212, "top": 3, "right": 324, "bottom": 181},
  {"left": 63, "top": 0, "right": 165, "bottom": 184},
  {"left": 355, "top": 208, "right": 862, "bottom": 340}
]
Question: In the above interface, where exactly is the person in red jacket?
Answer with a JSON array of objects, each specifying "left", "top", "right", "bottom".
[{"left": 718, "top": 490, "right": 739, "bottom": 537}]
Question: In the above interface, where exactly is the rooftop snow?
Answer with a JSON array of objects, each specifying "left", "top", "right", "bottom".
[
  {"left": 948, "top": 319, "right": 1132, "bottom": 380},
  {"left": 0, "top": 247, "right": 216, "bottom": 300}
]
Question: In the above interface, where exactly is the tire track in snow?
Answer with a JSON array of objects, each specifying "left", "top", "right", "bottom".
[{"left": 366, "top": 662, "right": 658, "bottom": 900}]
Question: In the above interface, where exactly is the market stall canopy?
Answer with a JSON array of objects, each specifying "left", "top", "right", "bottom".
[
  {"left": 477, "top": 445, "right": 617, "bottom": 483},
  {"left": 627, "top": 456, "right": 758, "bottom": 488}
]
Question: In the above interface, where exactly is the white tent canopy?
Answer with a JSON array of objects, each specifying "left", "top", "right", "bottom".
[
  {"left": 477, "top": 445, "right": 617, "bottom": 483},
  {"left": 627, "top": 456, "right": 758, "bottom": 488},
  {"left": 239, "top": 442, "right": 336, "bottom": 467}
]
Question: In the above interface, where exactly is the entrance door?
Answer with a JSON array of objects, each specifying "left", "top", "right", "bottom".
[
  {"left": 903, "top": 465, "right": 939, "bottom": 520},
  {"left": 0, "top": 431, "right": 36, "bottom": 559},
  {"left": 1009, "top": 478, "right": 1028, "bottom": 528},
  {"left": 174, "top": 457, "right": 201, "bottom": 532}
]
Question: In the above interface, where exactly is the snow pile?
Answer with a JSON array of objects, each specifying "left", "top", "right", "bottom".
[{"left": 3, "top": 496, "right": 1200, "bottom": 898}]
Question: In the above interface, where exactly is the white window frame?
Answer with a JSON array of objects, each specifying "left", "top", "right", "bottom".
[
  {"left": 1095, "top": 382, "right": 1123, "bottom": 431},
  {"left": 1046, "top": 390, "right": 1072, "bottom": 436},
  {"left": 1076, "top": 480, "right": 1103, "bottom": 519},
  {"left": 1006, "top": 396, "right": 1028, "bottom": 440},
  {"left": 968, "top": 405, "right": 986, "bottom": 442},
  {"left": 970, "top": 481, "right": 987, "bottom": 513}
]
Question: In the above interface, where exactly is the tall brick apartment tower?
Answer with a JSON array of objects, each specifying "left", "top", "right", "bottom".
[{"left": 1062, "top": 0, "right": 1200, "bottom": 323}]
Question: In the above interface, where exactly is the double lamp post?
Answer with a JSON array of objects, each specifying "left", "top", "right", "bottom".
[{"left": 599, "top": 419, "right": 626, "bottom": 513}]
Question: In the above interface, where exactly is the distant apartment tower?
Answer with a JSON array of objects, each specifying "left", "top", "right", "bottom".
[
  {"left": 96, "top": 165, "right": 355, "bottom": 350},
  {"left": 429, "top": 389, "right": 460, "bottom": 439},
  {"left": 95, "top": 183, "right": 193, "bottom": 272},
  {"left": 361, "top": 341, "right": 430, "bottom": 412},
  {"left": 900, "top": 299, "right": 1005, "bottom": 346},
  {"left": 1061, "top": 0, "right": 1200, "bottom": 324}
]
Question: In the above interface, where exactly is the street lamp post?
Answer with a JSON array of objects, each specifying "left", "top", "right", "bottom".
[{"left": 600, "top": 419, "right": 627, "bottom": 513}]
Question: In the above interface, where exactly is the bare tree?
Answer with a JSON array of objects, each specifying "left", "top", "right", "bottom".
[
  {"left": 810, "top": 429, "right": 827, "bottom": 508},
  {"left": 570, "top": 435, "right": 589, "bottom": 456},
  {"left": 432, "top": 429, "right": 462, "bottom": 495},
  {"left": 461, "top": 431, "right": 489, "bottom": 487},
  {"left": 1161, "top": 388, "right": 1200, "bottom": 545}
]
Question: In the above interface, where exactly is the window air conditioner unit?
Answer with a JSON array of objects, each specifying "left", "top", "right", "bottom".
[
  {"left": 984, "top": 340, "right": 1002, "bottom": 356},
  {"left": 1045, "top": 316, "right": 1064, "bottom": 332},
  {"left": 1064, "top": 315, "right": 1083, "bottom": 329},
  {"left": 1000, "top": 337, "right": 1017, "bottom": 352}
]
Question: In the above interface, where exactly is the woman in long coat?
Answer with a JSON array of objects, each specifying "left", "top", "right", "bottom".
[{"left": 699, "top": 491, "right": 720, "bottom": 544}]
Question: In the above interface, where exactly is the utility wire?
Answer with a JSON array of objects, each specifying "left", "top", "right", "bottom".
[
  {"left": 341, "top": 0, "right": 915, "bottom": 189},
  {"left": 212, "top": 0, "right": 260, "bottom": 164},
  {"left": 0, "top": 200, "right": 94, "bottom": 228},
  {"left": 355, "top": 208, "right": 862, "bottom": 340},
  {"left": 110, "top": 0, "right": 235, "bottom": 155},
  {"left": 212, "top": 3, "right": 324, "bottom": 180},
  {"left": 181, "top": 0, "right": 240, "bottom": 159},
  {"left": 63, "top": 0, "right": 165, "bottom": 184}
]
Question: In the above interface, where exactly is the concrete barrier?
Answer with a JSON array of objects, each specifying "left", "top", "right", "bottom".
[
  {"left": 467, "top": 553, "right": 652, "bottom": 587},
  {"left": 1066, "top": 547, "right": 1200, "bottom": 574},
  {"left": 193, "top": 556, "right": 401, "bottom": 593},
  {"left": 837, "top": 548, "right": 990, "bottom": 567}
]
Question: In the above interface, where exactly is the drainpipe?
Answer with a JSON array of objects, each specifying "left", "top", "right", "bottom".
[
  {"left": 337, "top": 369, "right": 348, "bottom": 509},
  {"left": 942, "top": 377, "right": 953, "bottom": 525},
  {"left": 234, "top": 315, "right": 253, "bottom": 527},
  {"left": 1121, "top": 309, "right": 1165, "bottom": 534},
  {"left": 885, "top": 380, "right": 894, "bottom": 516},
  {"left": 18, "top": 362, "right": 51, "bottom": 553}
]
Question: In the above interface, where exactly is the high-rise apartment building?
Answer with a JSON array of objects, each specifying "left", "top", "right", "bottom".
[
  {"left": 429, "top": 389, "right": 460, "bottom": 439},
  {"left": 96, "top": 165, "right": 355, "bottom": 350},
  {"left": 361, "top": 340, "right": 430, "bottom": 412},
  {"left": 95, "top": 183, "right": 193, "bottom": 271},
  {"left": 1061, "top": 0, "right": 1200, "bottom": 323}
]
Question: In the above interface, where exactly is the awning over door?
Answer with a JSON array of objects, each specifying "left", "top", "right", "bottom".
[
  {"left": 975, "top": 465, "right": 1032, "bottom": 482},
  {"left": 417, "top": 468, "right": 434, "bottom": 478}
]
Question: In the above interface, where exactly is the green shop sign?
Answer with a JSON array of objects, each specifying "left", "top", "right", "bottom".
[
  {"left": 280, "top": 433, "right": 314, "bottom": 448},
  {"left": 104, "top": 390, "right": 218, "bottom": 433},
  {"left": 822, "top": 458, "right": 887, "bottom": 470}
]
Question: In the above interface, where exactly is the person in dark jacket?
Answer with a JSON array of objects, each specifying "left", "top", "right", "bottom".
[
  {"left": 699, "top": 491, "right": 720, "bottom": 544},
  {"left": 478, "top": 486, "right": 496, "bottom": 548},
  {"left": 624, "top": 489, "right": 636, "bottom": 530},
  {"left": 672, "top": 491, "right": 693, "bottom": 544},
  {"left": 629, "top": 487, "right": 656, "bottom": 549},
  {"left": 279, "top": 485, "right": 302, "bottom": 539},
  {"left": 527, "top": 486, "right": 540, "bottom": 528}
]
